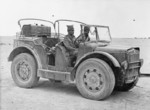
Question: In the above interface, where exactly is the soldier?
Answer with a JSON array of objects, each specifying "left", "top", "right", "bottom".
[
  {"left": 76, "top": 26, "right": 90, "bottom": 45},
  {"left": 63, "top": 25, "right": 78, "bottom": 56}
]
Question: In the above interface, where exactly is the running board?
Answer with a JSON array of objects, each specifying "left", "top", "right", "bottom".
[{"left": 38, "top": 69, "right": 72, "bottom": 82}]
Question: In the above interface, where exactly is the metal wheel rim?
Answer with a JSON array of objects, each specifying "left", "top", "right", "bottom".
[
  {"left": 16, "top": 60, "right": 31, "bottom": 81},
  {"left": 83, "top": 67, "right": 104, "bottom": 93}
]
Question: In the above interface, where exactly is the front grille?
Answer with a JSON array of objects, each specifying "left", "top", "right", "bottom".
[
  {"left": 128, "top": 61, "right": 141, "bottom": 69},
  {"left": 127, "top": 49, "right": 139, "bottom": 63},
  {"left": 127, "top": 48, "right": 141, "bottom": 70},
  {"left": 125, "top": 49, "right": 141, "bottom": 83}
]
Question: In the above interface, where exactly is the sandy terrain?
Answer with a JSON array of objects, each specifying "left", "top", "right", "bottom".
[{"left": 0, "top": 37, "right": 150, "bottom": 110}]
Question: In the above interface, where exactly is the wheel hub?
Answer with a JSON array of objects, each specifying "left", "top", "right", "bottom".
[
  {"left": 87, "top": 72, "right": 99, "bottom": 87},
  {"left": 17, "top": 61, "right": 31, "bottom": 81},
  {"left": 83, "top": 69, "right": 103, "bottom": 92}
]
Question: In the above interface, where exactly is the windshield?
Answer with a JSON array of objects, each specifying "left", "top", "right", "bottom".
[
  {"left": 97, "top": 26, "right": 111, "bottom": 42},
  {"left": 55, "top": 20, "right": 111, "bottom": 42},
  {"left": 88, "top": 26, "right": 111, "bottom": 42}
]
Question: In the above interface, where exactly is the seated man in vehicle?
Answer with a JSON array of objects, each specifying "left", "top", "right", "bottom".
[
  {"left": 62, "top": 25, "right": 78, "bottom": 66},
  {"left": 63, "top": 25, "right": 78, "bottom": 57},
  {"left": 75, "top": 26, "right": 90, "bottom": 47}
]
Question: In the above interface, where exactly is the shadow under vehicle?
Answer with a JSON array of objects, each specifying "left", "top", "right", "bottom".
[{"left": 8, "top": 18, "right": 143, "bottom": 100}]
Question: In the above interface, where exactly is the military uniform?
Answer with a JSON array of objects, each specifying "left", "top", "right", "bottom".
[
  {"left": 63, "top": 25, "right": 78, "bottom": 56},
  {"left": 77, "top": 33, "right": 90, "bottom": 43},
  {"left": 63, "top": 34, "right": 77, "bottom": 55},
  {"left": 76, "top": 25, "right": 90, "bottom": 44}
]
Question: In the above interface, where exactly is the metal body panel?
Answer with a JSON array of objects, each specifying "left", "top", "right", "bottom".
[
  {"left": 75, "top": 51, "right": 120, "bottom": 68},
  {"left": 38, "top": 69, "right": 71, "bottom": 81},
  {"left": 8, "top": 38, "right": 48, "bottom": 69},
  {"left": 76, "top": 42, "right": 123, "bottom": 68}
]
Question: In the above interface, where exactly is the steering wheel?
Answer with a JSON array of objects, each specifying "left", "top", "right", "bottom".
[{"left": 74, "top": 36, "right": 82, "bottom": 47}]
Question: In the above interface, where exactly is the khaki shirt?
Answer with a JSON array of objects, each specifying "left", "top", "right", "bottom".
[
  {"left": 77, "top": 33, "right": 90, "bottom": 43},
  {"left": 63, "top": 34, "right": 77, "bottom": 54}
]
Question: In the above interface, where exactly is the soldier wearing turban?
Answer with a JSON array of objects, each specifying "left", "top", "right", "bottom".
[
  {"left": 75, "top": 26, "right": 90, "bottom": 47},
  {"left": 83, "top": 26, "right": 90, "bottom": 41}
]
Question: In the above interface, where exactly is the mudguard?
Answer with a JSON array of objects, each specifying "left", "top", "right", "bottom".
[
  {"left": 75, "top": 51, "right": 121, "bottom": 68},
  {"left": 8, "top": 44, "right": 48, "bottom": 69}
]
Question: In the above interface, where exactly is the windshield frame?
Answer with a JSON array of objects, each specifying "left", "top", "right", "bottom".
[
  {"left": 54, "top": 19, "right": 112, "bottom": 42},
  {"left": 54, "top": 19, "right": 86, "bottom": 38},
  {"left": 86, "top": 25, "right": 112, "bottom": 43}
]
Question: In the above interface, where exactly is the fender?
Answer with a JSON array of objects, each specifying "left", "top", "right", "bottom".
[
  {"left": 70, "top": 51, "right": 120, "bottom": 80},
  {"left": 8, "top": 44, "right": 47, "bottom": 69},
  {"left": 75, "top": 51, "right": 120, "bottom": 68}
]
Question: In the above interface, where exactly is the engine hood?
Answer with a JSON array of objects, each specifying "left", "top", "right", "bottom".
[
  {"left": 94, "top": 43, "right": 139, "bottom": 53},
  {"left": 91, "top": 42, "right": 140, "bottom": 64},
  {"left": 78, "top": 42, "right": 140, "bottom": 65}
]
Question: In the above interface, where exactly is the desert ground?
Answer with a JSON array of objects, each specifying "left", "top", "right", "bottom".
[{"left": 0, "top": 37, "right": 150, "bottom": 110}]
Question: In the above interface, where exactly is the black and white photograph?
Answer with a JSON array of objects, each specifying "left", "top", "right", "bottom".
[{"left": 0, "top": 0, "right": 150, "bottom": 110}]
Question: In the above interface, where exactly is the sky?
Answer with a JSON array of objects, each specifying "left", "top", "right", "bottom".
[{"left": 0, "top": 0, "right": 150, "bottom": 38}]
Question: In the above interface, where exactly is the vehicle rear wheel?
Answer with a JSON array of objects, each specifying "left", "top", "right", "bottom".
[
  {"left": 76, "top": 58, "right": 115, "bottom": 100},
  {"left": 115, "top": 77, "right": 138, "bottom": 91},
  {"left": 11, "top": 53, "right": 39, "bottom": 88}
]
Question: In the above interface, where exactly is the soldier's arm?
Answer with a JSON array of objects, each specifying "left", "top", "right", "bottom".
[{"left": 74, "top": 34, "right": 82, "bottom": 47}]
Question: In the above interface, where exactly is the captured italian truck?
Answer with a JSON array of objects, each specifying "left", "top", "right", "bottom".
[{"left": 8, "top": 18, "right": 143, "bottom": 100}]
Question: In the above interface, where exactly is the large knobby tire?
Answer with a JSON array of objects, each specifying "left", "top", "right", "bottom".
[
  {"left": 11, "top": 53, "right": 39, "bottom": 88},
  {"left": 116, "top": 77, "right": 139, "bottom": 91},
  {"left": 76, "top": 58, "right": 115, "bottom": 100}
]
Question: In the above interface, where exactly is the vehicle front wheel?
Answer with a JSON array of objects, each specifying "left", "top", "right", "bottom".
[
  {"left": 76, "top": 58, "right": 115, "bottom": 100},
  {"left": 11, "top": 53, "right": 39, "bottom": 88}
]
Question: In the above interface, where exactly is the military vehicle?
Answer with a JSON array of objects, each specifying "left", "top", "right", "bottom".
[{"left": 8, "top": 18, "right": 143, "bottom": 100}]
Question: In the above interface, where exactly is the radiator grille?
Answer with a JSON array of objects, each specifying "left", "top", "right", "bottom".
[{"left": 127, "top": 49, "right": 139, "bottom": 63}]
